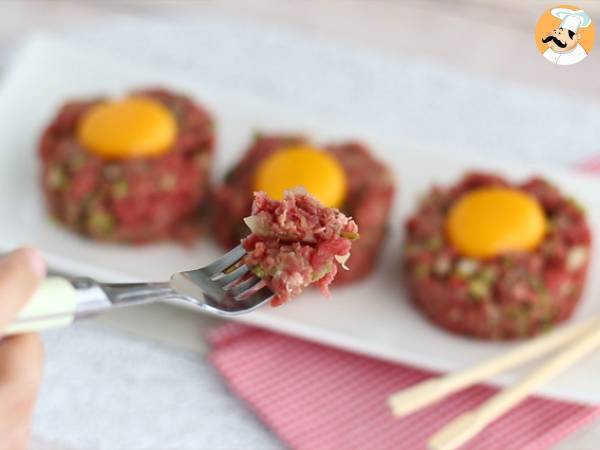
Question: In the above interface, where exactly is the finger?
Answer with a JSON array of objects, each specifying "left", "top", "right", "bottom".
[
  {"left": 0, "top": 334, "right": 44, "bottom": 427},
  {"left": 2, "top": 423, "right": 31, "bottom": 450},
  {"left": 0, "top": 333, "right": 44, "bottom": 388},
  {"left": 0, "top": 248, "right": 46, "bottom": 331}
]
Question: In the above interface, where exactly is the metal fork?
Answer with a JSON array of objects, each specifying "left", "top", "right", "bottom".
[{"left": 6, "top": 245, "right": 273, "bottom": 335}]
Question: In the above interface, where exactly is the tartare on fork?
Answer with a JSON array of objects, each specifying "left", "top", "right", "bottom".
[{"left": 242, "top": 189, "right": 359, "bottom": 306}]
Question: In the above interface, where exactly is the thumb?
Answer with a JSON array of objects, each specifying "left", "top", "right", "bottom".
[{"left": 0, "top": 248, "right": 46, "bottom": 332}]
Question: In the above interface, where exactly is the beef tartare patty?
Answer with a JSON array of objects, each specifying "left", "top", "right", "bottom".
[
  {"left": 404, "top": 172, "right": 591, "bottom": 339},
  {"left": 39, "top": 88, "right": 214, "bottom": 243},
  {"left": 242, "top": 189, "right": 359, "bottom": 305},
  {"left": 214, "top": 134, "right": 394, "bottom": 284}
]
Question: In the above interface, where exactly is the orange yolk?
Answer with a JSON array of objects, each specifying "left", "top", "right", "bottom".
[
  {"left": 446, "top": 187, "right": 547, "bottom": 259},
  {"left": 254, "top": 145, "right": 347, "bottom": 208},
  {"left": 76, "top": 97, "right": 177, "bottom": 159}
]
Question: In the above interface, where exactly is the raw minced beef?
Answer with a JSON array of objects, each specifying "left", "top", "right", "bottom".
[
  {"left": 404, "top": 172, "right": 591, "bottom": 339},
  {"left": 242, "top": 190, "right": 359, "bottom": 305},
  {"left": 39, "top": 88, "right": 214, "bottom": 243}
]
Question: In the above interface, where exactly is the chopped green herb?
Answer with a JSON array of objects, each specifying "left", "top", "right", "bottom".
[
  {"left": 112, "top": 180, "right": 129, "bottom": 199},
  {"left": 414, "top": 263, "right": 430, "bottom": 280},
  {"left": 566, "top": 197, "right": 585, "bottom": 213},
  {"left": 88, "top": 211, "right": 114, "bottom": 234},
  {"left": 341, "top": 231, "right": 360, "bottom": 240},
  {"left": 479, "top": 266, "right": 497, "bottom": 283},
  {"left": 539, "top": 319, "right": 555, "bottom": 334},
  {"left": 511, "top": 309, "right": 531, "bottom": 337},
  {"left": 425, "top": 236, "right": 443, "bottom": 251},
  {"left": 312, "top": 263, "right": 333, "bottom": 282},
  {"left": 506, "top": 307, "right": 530, "bottom": 322},
  {"left": 528, "top": 276, "right": 544, "bottom": 291},
  {"left": 251, "top": 265, "right": 266, "bottom": 278},
  {"left": 501, "top": 255, "right": 515, "bottom": 269},
  {"left": 69, "top": 153, "right": 87, "bottom": 170},
  {"left": 468, "top": 278, "right": 489, "bottom": 300}
]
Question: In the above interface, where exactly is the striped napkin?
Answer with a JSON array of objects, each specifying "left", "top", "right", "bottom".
[
  {"left": 208, "top": 324, "right": 599, "bottom": 450},
  {"left": 209, "top": 161, "right": 600, "bottom": 449}
]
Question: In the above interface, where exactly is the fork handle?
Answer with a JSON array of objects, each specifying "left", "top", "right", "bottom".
[
  {"left": 4, "top": 277, "right": 113, "bottom": 336},
  {"left": 4, "top": 278, "right": 78, "bottom": 335}
]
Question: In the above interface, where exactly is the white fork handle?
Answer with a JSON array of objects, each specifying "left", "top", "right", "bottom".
[
  {"left": 388, "top": 316, "right": 599, "bottom": 417},
  {"left": 428, "top": 323, "right": 600, "bottom": 450},
  {"left": 4, "top": 277, "right": 77, "bottom": 335}
]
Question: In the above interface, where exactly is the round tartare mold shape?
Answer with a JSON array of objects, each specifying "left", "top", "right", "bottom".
[
  {"left": 39, "top": 88, "right": 215, "bottom": 244},
  {"left": 404, "top": 172, "right": 591, "bottom": 340}
]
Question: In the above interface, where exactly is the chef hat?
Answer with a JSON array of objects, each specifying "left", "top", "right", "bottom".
[{"left": 551, "top": 8, "right": 592, "bottom": 33}]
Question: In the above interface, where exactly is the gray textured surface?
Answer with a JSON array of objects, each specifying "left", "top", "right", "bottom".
[
  {"left": 15, "top": 13, "right": 600, "bottom": 450},
  {"left": 32, "top": 323, "right": 281, "bottom": 450}
]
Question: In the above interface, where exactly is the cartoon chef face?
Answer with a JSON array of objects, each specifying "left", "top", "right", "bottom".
[
  {"left": 542, "top": 27, "right": 581, "bottom": 52},
  {"left": 537, "top": 7, "right": 593, "bottom": 66}
]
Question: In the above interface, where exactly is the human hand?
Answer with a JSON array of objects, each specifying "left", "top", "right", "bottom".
[{"left": 0, "top": 248, "right": 46, "bottom": 450}]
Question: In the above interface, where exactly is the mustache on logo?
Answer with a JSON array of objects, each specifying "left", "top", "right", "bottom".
[{"left": 542, "top": 35, "right": 567, "bottom": 48}]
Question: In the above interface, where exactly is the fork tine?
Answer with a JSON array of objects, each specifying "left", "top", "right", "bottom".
[
  {"left": 228, "top": 275, "right": 264, "bottom": 297},
  {"left": 200, "top": 290, "right": 272, "bottom": 316},
  {"left": 202, "top": 245, "right": 246, "bottom": 276},
  {"left": 212, "top": 264, "right": 250, "bottom": 287},
  {"left": 172, "top": 244, "right": 273, "bottom": 316},
  {"left": 236, "top": 286, "right": 274, "bottom": 306}
]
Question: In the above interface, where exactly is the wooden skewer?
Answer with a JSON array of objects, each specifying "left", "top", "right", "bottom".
[
  {"left": 388, "top": 317, "right": 599, "bottom": 417},
  {"left": 428, "top": 322, "right": 600, "bottom": 450}
]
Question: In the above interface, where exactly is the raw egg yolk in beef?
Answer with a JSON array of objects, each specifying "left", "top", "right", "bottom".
[
  {"left": 446, "top": 187, "right": 547, "bottom": 259},
  {"left": 254, "top": 145, "right": 347, "bottom": 208},
  {"left": 77, "top": 97, "right": 177, "bottom": 159}
]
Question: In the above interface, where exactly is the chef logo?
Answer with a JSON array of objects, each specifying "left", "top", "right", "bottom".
[{"left": 535, "top": 5, "right": 595, "bottom": 65}]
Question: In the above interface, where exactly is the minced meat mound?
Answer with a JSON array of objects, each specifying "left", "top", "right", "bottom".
[
  {"left": 39, "top": 88, "right": 214, "bottom": 243},
  {"left": 404, "top": 172, "right": 591, "bottom": 339}
]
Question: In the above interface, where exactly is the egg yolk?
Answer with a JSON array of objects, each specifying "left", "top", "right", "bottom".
[
  {"left": 446, "top": 187, "right": 547, "bottom": 259},
  {"left": 254, "top": 145, "right": 347, "bottom": 208},
  {"left": 76, "top": 97, "right": 177, "bottom": 159}
]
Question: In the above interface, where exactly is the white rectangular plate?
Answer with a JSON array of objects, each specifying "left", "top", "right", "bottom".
[{"left": 2, "top": 37, "right": 600, "bottom": 404}]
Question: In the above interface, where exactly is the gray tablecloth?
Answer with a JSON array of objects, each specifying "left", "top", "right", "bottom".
[{"left": 33, "top": 323, "right": 280, "bottom": 450}]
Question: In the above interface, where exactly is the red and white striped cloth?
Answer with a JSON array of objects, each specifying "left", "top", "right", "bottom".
[
  {"left": 208, "top": 324, "right": 600, "bottom": 450},
  {"left": 209, "top": 160, "right": 600, "bottom": 449}
]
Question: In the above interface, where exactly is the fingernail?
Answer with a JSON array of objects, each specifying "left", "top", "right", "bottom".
[{"left": 22, "top": 247, "right": 46, "bottom": 278}]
